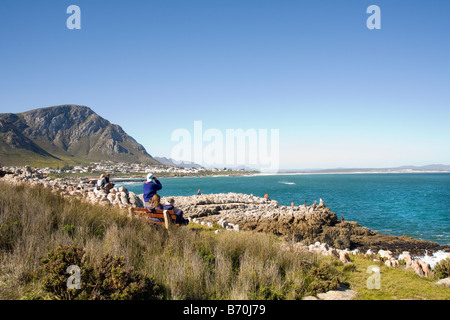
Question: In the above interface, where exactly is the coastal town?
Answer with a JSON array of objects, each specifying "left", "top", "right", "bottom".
[{"left": 0, "top": 161, "right": 249, "bottom": 178}]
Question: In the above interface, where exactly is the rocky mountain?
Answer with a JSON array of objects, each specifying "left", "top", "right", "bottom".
[{"left": 0, "top": 105, "right": 159, "bottom": 166}]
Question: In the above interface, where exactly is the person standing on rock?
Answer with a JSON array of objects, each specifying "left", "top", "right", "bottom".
[
  {"left": 312, "top": 200, "right": 317, "bottom": 211},
  {"left": 143, "top": 173, "right": 162, "bottom": 209}
]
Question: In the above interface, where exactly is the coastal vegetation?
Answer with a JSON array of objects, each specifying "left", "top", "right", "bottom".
[
  {"left": 0, "top": 180, "right": 343, "bottom": 300},
  {"left": 1, "top": 180, "right": 449, "bottom": 300}
]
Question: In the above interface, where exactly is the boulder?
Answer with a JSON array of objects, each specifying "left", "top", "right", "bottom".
[
  {"left": 128, "top": 192, "right": 143, "bottom": 208},
  {"left": 435, "top": 278, "right": 450, "bottom": 288},
  {"left": 418, "top": 260, "right": 431, "bottom": 277},
  {"left": 364, "top": 249, "right": 375, "bottom": 258},
  {"left": 118, "top": 186, "right": 128, "bottom": 193},
  {"left": 412, "top": 260, "right": 424, "bottom": 277},
  {"left": 107, "top": 193, "right": 116, "bottom": 203},
  {"left": 399, "top": 251, "right": 412, "bottom": 263},
  {"left": 378, "top": 249, "right": 393, "bottom": 260},
  {"left": 339, "top": 251, "right": 350, "bottom": 263}
]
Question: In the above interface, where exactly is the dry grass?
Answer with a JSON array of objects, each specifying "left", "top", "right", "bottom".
[{"left": 0, "top": 180, "right": 343, "bottom": 300}]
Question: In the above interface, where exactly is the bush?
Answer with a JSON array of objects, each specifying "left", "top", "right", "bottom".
[
  {"left": 342, "top": 263, "right": 357, "bottom": 273},
  {"left": 41, "top": 246, "right": 92, "bottom": 300},
  {"left": 259, "top": 286, "right": 284, "bottom": 300},
  {"left": 434, "top": 258, "right": 450, "bottom": 280},
  {"left": 306, "top": 262, "right": 341, "bottom": 295},
  {"left": 41, "top": 245, "right": 163, "bottom": 300},
  {"left": 91, "top": 254, "right": 162, "bottom": 300}
]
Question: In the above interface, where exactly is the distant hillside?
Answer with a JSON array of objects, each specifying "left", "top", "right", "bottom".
[
  {"left": 280, "top": 164, "right": 450, "bottom": 174},
  {"left": 0, "top": 105, "right": 160, "bottom": 167},
  {"left": 154, "top": 157, "right": 203, "bottom": 169}
]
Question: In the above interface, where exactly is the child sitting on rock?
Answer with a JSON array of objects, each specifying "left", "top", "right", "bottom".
[{"left": 163, "top": 198, "right": 189, "bottom": 225}]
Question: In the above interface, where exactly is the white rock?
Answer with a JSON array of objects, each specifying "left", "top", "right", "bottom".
[
  {"left": 107, "top": 193, "right": 116, "bottom": 202},
  {"left": 435, "top": 278, "right": 450, "bottom": 288},
  {"left": 118, "top": 186, "right": 128, "bottom": 193},
  {"left": 378, "top": 250, "right": 393, "bottom": 259},
  {"left": 365, "top": 249, "right": 375, "bottom": 257}
]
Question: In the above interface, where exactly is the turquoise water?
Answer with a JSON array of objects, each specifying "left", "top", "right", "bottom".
[{"left": 118, "top": 173, "right": 450, "bottom": 245}]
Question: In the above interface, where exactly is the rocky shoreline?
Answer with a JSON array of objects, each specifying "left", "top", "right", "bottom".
[
  {"left": 159, "top": 192, "right": 450, "bottom": 256},
  {"left": 2, "top": 166, "right": 450, "bottom": 278}
]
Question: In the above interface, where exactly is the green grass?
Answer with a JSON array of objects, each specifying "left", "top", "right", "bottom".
[{"left": 337, "top": 255, "right": 450, "bottom": 300}]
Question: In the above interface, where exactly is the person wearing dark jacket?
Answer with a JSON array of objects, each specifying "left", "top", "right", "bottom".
[
  {"left": 143, "top": 173, "right": 162, "bottom": 208},
  {"left": 163, "top": 198, "right": 189, "bottom": 225}
]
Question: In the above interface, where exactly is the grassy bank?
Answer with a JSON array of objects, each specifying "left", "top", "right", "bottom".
[
  {"left": 1, "top": 180, "right": 449, "bottom": 300},
  {"left": 342, "top": 255, "right": 450, "bottom": 300},
  {"left": 0, "top": 180, "right": 343, "bottom": 300}
]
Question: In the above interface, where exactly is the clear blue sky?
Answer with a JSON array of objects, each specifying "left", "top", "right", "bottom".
[{"left": 1, "top": 0, "right": 449, "bottom": 170}]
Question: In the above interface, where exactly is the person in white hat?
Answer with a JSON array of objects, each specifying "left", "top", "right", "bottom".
[{"left": 143, "top": 173, "right": 162, "bottom": 208}]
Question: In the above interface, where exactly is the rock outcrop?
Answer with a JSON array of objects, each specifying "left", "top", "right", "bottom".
[
  {"left": 0, "top": 166, "right": 143, "bottom": 209},
  {"left": 158, "top": 193, "right": 450, "bottom": 256}
]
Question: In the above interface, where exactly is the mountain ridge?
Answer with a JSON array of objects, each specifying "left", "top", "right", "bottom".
[{"left": 0, "top": 105, "right": 159, "bottom": 166}]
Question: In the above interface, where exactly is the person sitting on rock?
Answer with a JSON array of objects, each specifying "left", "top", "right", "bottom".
[
  {"left": 143, "top": 173, "right": 162, "bottom": 207},
  {"left": 163, "top": 198, "right": 189, "bottom": 225},
  {"left": 104, "top": 173, "right": 115, "bottom": 191},
  {"left": 264, "top": 194, "right": 270, "bottom": 201},
  {"left": 96, "top": 174, "right": 107, "bottom": 190}
]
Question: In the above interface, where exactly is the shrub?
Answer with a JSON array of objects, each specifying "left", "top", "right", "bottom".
[
  {"left": 434, "top": 258, "right": 450, "bottom": 280},
  {"left": 62, "top": 224, "right": 75, "bottom": 237},
  {"left": 91, "top": 254, "right": 163, "bottom": 300},
  {"left": 41, "top": 245, "right": 92, "bottom": 300},
  {"left": 259, "top": 286, "right": 284, "bottom": 300},
  {"left": 41, "top": 245, "right": 163, "bottom": 300},
  {"left": 342, "top": 263, "right": 357, "bottom": 273},
  {"left": 306, "top": 262, "right": 341, "bottom": 295}
]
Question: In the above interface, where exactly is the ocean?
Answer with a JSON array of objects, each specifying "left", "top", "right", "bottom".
[{"left": 118, "top": 173, "right": 450, "bottom": 246}]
